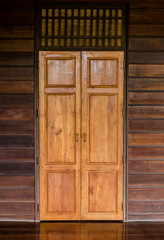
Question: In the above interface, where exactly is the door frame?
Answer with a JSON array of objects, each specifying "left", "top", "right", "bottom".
[{"left": 35, "top": 3, "right": 128, "bottom": 222}]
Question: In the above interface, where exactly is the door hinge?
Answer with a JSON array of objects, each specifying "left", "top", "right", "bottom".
[
  {"left": 37, "top": 203, "right": 40, "bottom": 212},
  {"left": 122, "top": 156, "right": 124, "bottom": 165},
  {"left": 36, "top": 109, "right": 39, "bottom": 118},
  {"left": 37, "top": 156, "right": 40, "bottom": 165},
  {"left": 122, "top": 202, "right": 124, "bottom": 211},
  {"left": 122, "top": 108, "right": 124, "bottom": 118},
  {"left": 123, "top": 60, "right": 126, "bottom": 70}
]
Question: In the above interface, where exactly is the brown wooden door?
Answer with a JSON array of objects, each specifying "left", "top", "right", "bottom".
[
  {"left": 81, "top": 51, "right": 124, "bottom": 220},
  {"left": 39, "top": 51, "right": 124, "bottom": 221}
]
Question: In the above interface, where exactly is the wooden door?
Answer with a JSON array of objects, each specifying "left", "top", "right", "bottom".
[
  {"left": 39, "top": 51, "right": 81, "bottom": 220},
  {"left": 39, "top": 51, "right": 124, "bottom": 221},
  {"left": 81, "top": 51, "right": 124, "bottom": 220}
]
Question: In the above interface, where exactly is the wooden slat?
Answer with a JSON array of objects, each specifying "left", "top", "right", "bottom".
[
  {"left": 129, "top": 0, "right": 164, "bottom": 9},
  {"left": 129, "top": 92, "right": 164, "bottom": 105},
  {"left": 129, "top": 174, "right": 164, "bottom": 187},
  {"left": 128, "top": 201, "right": 164, "bottom": 214},
  {"left": 129, "top": 106, "right": 164, "bottom": 118},
  {"left": 129, "top": 119, "right": 164, "bottom": 132},
  {"left": 0, "top": 95, "right": 34, "bottom": 109},
  {"left": 130, "top": 10, "right": 164, "bottom": 24},
  {"left": 129, "top": 38, "right": 164, "bottom": 51},
  {"left": 129, "top": 188, "right": 164, "bottom": 201},
  {"left": 0, "top": 162, "right": 35, "bottom": 175},
  {"left": 128, "top": 147, "right": 164, "bottom": 159},
  {"left": 0, "top": 11, "right": 34, "bottom": 24},
  {"left": 129, "top": 160, "right": 164, "bottom": 173},
  {"left": 0, "top": 25, "right": 34, "bottom": 38},
  {"left": 129, "top": 52, "right": 164, "bottom": 64},
  {"left": 0, "top": 67, "right": 34, "bottom": 81},
  {"left": 0, "top": 215, "right": 35, "bottom": 221},
  {"left": 0, "top": 149, "right": 34, "bottom": 161},
  {"left": 129, "top": 134, "right": 164, "bottom": 146},
  {"left": 0, "top": 109, "right": 33, "bottom": 120},
  {"left": 0, "top": 176, "right": 34, "bottom": 188},
  {"left": 0, "top": 81, "right": 34, "bottom": 94},
  {"left": 0, "top": 189, "right": 34, "bottom": 201},
  {"left": 0, "top": 120, "right": 34, "bottom": 134},
  {"left": 129, "top": 65, "right": 164, "bottom": 77},
  {"left": 0, "top": 53, "right": 34, "bottom": 66},
  {"left": 129, "top": 78, "right": 164, "bottom": 90},
  {"left": 0, "top": 40, "right": 34, "bottom": 52},
  {"left": 129, "top": 25, "right": 164, "bottom": 37},
  {"left": 0, "top": 202, "right": 34, "bottom": 214},
  {"left": 0, "top": 135, "right": 34, "bottom": 147},
  {"left": 128, "top": 214, "right": 164, "bottom": 221}
]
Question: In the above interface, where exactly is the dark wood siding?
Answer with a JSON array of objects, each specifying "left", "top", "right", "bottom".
[
  {"left": 0, "top": 0, "right": 35, "bottom": 221},
  {"left": 0, "top": 0, "right": 164, "bottom": 221}
]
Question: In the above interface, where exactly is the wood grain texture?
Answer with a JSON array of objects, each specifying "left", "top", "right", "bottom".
[
  {"left": 129, "top": 106, "right": 164, "bottom": 118},
  {"left": 128, "top": 201, "right": 164, "bottom": 214},
  {"left": 0, "top": 25, "right": 34, "bottom": 38},
  {"left": 0, "top": 67, "right": 34, "bottom": 81},
  {"left": 0, "top": 176, "right": 34, "bottom": 188},
  {"left": 0, "top": 40, "right": 34, "bottom": 52},
  {"left": 128, "top": 147, "right": 164, "bottom": 159},
  {"left": 0, "top": 120, "right": 34, "bottom": 134},
  {"left": 129, "top": 188, "right": 164, "bottom": 201},
  {"left": 129, "top": 78, "right": 164, "bottom": 90},
  {"left": 0, "top": 202, "right": 34, "bottom": 214},
  {"left": 129, "top": 25, "right": 164, "bottom": 37},
  {"left": 129, "top": 134, "right": 164, "bottom": 146},
  {"left": 130, "top": 9, "right": 164, "bottom": 24},
  {"left": 0, "top": 135, "right": 34, "bottom": 147},
  {"left": 0, "top": 162, "right": 35, "bottom": 175},
  {"left": 129, "top": 160, "right": 164, "bottom": 173},
  {"left": 0, "top": 53, "right": 34, "bottom": 66},
  {"left": 129, "top": 92, "right": 164, "bottom": 105},
  {"left": 0, "top": 189, "right": 34, "bottom": 201},
  {"left": 0, "top": 81, "right": 34, "bottom": 94},
  {"left": 0, "top": 109, "right": 34, "bottom": 120},
  {"left": 129, "top": 65, "right": 164, "bottom": 77},
  {"left": 129, "top": 119, "right": 164, "bottom": 132},
  {"left": 0, "top": 149, "right": 34, "bottom": 161},
  {"left": 0, "top": 95, "right": 34, "bottom": 109},
  {"left": 129, "top": 38, "right": 164, "bottom": 51},
  {"left": 0, "top": 10, "right": 34, "bottom": 24},
  {"left": 129, "top": 52, "right": 164, "bottom": 64},
  {"left": 129, "top": 174, "right": 164, "bottom": 187}
]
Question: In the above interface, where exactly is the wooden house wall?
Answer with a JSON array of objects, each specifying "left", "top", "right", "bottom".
[{"left": 0, "top": 0, "right": 164, "bottom": 221}]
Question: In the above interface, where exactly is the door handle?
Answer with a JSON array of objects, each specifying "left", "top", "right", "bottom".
[
  {"left": 76, "top": 133, "right": 79, "bottom": 143},
  {"left": 84, "top": 132, "right": 87, "bottom": 142}
]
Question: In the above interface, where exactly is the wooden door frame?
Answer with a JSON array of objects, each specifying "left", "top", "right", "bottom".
[{"left": 34, "top": 3, "right": 129, "bottom": 222}]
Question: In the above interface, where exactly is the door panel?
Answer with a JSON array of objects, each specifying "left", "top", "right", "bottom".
[
  {"left": 81, "top": 51, "right": 124, "bottom": 220},
  {"left": 39, "top": 52, "right": 81, "bottom": 220}
]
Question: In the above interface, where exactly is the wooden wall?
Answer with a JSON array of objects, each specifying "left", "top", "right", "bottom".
[{"left": 0, "top": 0, "right": 164, "bottom": 221}]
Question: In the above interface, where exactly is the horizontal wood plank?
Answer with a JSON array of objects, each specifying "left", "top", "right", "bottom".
[
  {"left": 128, "top": 201, "right": 164, "bottom": 214},
  {"left": 129, "top": 119, "right": 164, "bottom": 132},
  {"left": 130, "top": 9, "right": 164, "bottom": 24},
  {"left": 129, "top": 65, "right": 164, "bottom": 77},
  {"left": 0, "top": 95, "right": 34, "bottom": 109},
  {"left": 0, "top": 40, "right": 34, "bottom": 52},
  {"left": 0, "top": 120, "right": 34, "bottom": 134},
  {"left": 0, "top": 149, "right": 34, "bottom": 161},
  {"left": 129, "top": 92, "right": 164, "bottom": 105},
  {"left": 0, "top": 162, "right": 35, "bottom": 175},
  {"left": 0, "top": 109, "right": 33, "bottom": 120},
  {"left": 0, "top": 25, "right": 34, "bottom": 38},
  {"left": 129, "top": 174, "right": 164, "bottom": 187},
  {"left": 129, "top": 78, "right": 164, "bottom": 90},
  {"left": 129, "top": 52, "right": 164, "bottom": 64},
  {"left": 0, "top": 202, "right": 34, "bottom": 214},
  {"left": 129, "top": 160, "right": 164, "bottom": 173},
  {"left": 0, "top": 53, "right": 34, "bottom": 66},
  {"left": 128, "top": 214, "right": 164, "bottom": 221},
  {"left": 0, "top": 176, "right": 34, "bottom": 188},
  {"left": 0, "top": 11, "right": 34, "bottom": 24},
  {"left": 129, "top": 25, "right": 164, "bottom": 37},
  {"left": 128, "top": 147, "right": 164, "bottom": 159},
  {"left": 0, "top": 215, "right": 35, "bottom": 221},
  {"left": 0, "top": 189, "right": 34, "bottom": 201},
  {"left": 129, "top": 188, "right": 164, "bottom": 201},
  {"left": 0, "top": 67, "right": 34, "bottom": 81},
  {"left": 129, "top": 38, "right": 164, "bottom": 51},
  {"left": 129, "top": 106, "right": 164, "bottom": 118},
  {"left": 0, "top": 135, "right": 34, "bottom": 147},
  {"left": 129, "top": 134, "right": 164, "bottom": 146},
  {"left": 0, "top": 81, "right": 34, "bottom": 94}
]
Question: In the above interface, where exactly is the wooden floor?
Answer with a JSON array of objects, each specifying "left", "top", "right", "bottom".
[{"left": 1, "top": 222, "right": 164, "bottom": 240}]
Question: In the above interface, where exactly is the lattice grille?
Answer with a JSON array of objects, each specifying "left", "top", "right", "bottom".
[{"left": 39, "top": 6, "right": 124, "bottom": 50}]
